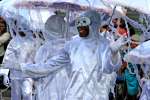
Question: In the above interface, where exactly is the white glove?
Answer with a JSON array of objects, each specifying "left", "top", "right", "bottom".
[
  {"left": 3, "top": 75, "right": 10, "bottom": 87},
  {"left": 0, "top": 68, "right": 9, "bottom": 76},
  {"left": 110, "top": 36, "right": 129, "bottom": 53}
]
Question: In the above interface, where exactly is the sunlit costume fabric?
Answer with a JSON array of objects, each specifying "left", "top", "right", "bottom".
[
  {"left": 10, "top": 10, "right": 121, "bottom": 100},
  {"left": 32, "top": 12, "right": 71, "bottom": 100},
  {"left": 2, "top": 15, "right": 36, "bottom": 100}
]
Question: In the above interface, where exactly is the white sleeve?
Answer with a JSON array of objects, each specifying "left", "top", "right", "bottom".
[
  {"left": 2, "top": 40, "right": 18, "bottom": 68},
  {"left": 101, "top": 43, "right": 122, "bottom": 73},
  {"left": 21, "top": 45, "right": 70, "bottom": 78}
]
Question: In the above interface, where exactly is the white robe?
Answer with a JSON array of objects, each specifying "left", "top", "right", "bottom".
[
  {"left": 33, "top": 39, "right": 71, "bottom": 100},
  {"left": 21, "top": 35, "right": 121, "bottom": 100}
]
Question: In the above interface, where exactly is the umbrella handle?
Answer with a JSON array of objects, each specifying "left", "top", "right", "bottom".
[
  {"left": 108, "top": 5, "right": 117, "bottom": 25},
  {"left": 107, "top": 5, "right": 117, "bottom": 41}
]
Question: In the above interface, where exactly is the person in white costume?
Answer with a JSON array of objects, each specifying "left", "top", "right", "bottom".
[
  {"left": 2, "top": 15, "right": 37, "bottom": 100},
  {"left": 140, "top": 78, "right": 150, "bottom": 100},
  {"left": 8, "top": 10, "right": 126, "bottom": 100},
  {"left": 32, "top": 11, "right": 71, "bottom": 100},
  {"left": 124, "top": 39, "right": 150, "bottom": 100}
]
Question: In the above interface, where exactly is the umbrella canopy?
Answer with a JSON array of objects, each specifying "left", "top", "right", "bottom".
[
  {"left": 124, "top": 40, "right": 150, "bottom": 65},
  {"left": 48, "top": 2, "right": 87, "bottom": 11},
  {"left": 102, "top": 0, "right": 150, "bottom": 15},
  {"left": 13, "top": 0, "right": 111, "bottom": 12},
  {"left": 1, "top": 0, "right": 54, "bottom": 27},
  {"left": 13, "top": 0, "right": 111, "bottom": 40}
]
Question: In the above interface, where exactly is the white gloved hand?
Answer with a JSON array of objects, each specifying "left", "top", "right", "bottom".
[
  {"left": 3, "top": 75, "right": 10, "bottom": 87},
  {"left": 0, "top": 68, "right": 9, "bottom": 75},
  {"left": 110, "top": 36, "right": 129, "bottom": 53}
]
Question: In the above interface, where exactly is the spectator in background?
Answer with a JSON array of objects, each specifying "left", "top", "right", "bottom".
[
  {"left": 116, "top": 18, "right": 134, "bottom": 36},
  {"left": 114, "top": 17, "right": 142, "bottom": 100},
  {"left": 0, "top": 16, "right": 10, "bottom": 90},
  {"left": 0, "top": 16, "right": 10, "bottom": 63},
  {"left": 122, "top": 34, "right": 141, "bottom": 100}
]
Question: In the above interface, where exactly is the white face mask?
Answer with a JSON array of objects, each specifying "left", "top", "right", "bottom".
[{"left": 75, "top": 17, "right": 91, "bottom": 27}]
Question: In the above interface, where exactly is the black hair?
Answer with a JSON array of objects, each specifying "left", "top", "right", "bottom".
[
  {"left": 119, "top": 18, "right": 126, "bottom": 28},
  {"left": 101, "top": 24, "right": 111, "bottom": 32},
  {"left": 102, "top": 24, "right": 109, "bottom": 29},
  {"left": 0, "top": 16, "right": 7, "bottom": 33},
  {"left": 128, "top": 23, "right": 135, "bottom": 37},
  {"left": 112, "top": 18, "right": 118, "bottom": 28},
  {"left": 119, "top": 18, "right": 135, "bottom": 37}
]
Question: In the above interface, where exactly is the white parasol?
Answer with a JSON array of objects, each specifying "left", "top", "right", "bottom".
[{"left": 124, "top": 40, "right": 150, "bottom": 65}]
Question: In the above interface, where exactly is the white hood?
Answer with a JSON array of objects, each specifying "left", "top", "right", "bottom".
[{"left": 44, "top": 14, "right": 67, "bottom": 40}]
